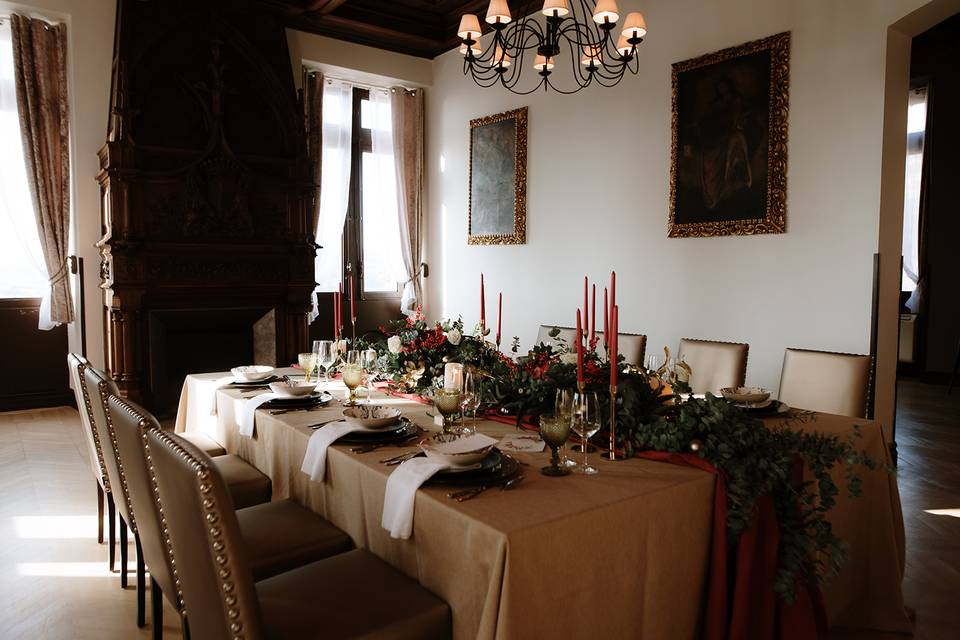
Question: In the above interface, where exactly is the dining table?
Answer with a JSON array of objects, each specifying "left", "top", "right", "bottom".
[{"left": 175, "top": 369, "right": 911, "bottom": 639}]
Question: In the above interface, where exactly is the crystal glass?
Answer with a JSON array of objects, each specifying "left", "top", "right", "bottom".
[
  {"left": 298, "top": 352, "right": 317, "bottom": 383},
  {"left": 539, "top": 413, "right": 572, "bottom": 476},
  {"left": 342, "top": 351, "right": 364, "bottom": 406},
  {"left": 460, "top": 370, "right": 481, "bottom": 435},
  {"left": 571, "top": 390, "right": 600, "bottom": 475},
  {"left": 433, "top": 389, "right": 462, "bottom": 435},
  {"left": 644, "top": 354, "right": 661, "bottom": 374},
  {"left": 554, "top": 388, "right": 577, "bottom": 467},
  {"left": 360, "top": 349, "right": 378, "bottom": 403},
  {"left": 314, "top": 340, "right": 336, "bottom": 385}
]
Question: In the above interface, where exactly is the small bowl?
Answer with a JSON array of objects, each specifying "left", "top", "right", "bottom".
[
  {"left": 269, "top": 380, "right": 317, "bottom": 398},
  {"left": 231, "top": 365, "right": 275, "bottom": 382},
  {"left": 420, "top": 433, "right": 497, "bottom": 467},
  {"left": 720, "top": 386, "right": 771, "bottom": 404},
  {"left": 342, "top": 405, "right": 402, "bottom": 430}
]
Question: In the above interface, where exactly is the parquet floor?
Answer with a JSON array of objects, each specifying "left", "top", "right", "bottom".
[{"left": 0, "top": 381, "right": 956, "bottom": 639}]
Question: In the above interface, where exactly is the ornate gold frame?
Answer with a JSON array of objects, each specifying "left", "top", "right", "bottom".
[
  {"left": 668, "top": 32, "right": 790, "bottom": 238},
  {"left": 468, "top": 106, "right": 527, "bottom": 245}
]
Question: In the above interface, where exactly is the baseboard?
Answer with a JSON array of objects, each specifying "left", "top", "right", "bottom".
[{"left": 0, "top": 391, "right": 75, "bottom": 413}]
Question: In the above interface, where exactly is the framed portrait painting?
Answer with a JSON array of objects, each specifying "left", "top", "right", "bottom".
[
  {"left": 468, "top": 106, "right": 527, "bottom": 245},
  {"left": 668, "top": 32, "right": 790, "bottom": 238}
]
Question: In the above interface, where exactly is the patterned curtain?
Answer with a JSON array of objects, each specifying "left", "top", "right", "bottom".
[
  {"left": 390, "top": 87, "right": 424, "bottom": 316},
  {"left": 11, "top": 14, "right": 72, "bottom": 325}
]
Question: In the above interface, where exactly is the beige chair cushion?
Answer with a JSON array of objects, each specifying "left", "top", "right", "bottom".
[
  {"left": 778, "top": 348, "right": 872, "bottom": 418},
  {"left": 240, "top": 499, "right": 353, "bottom": 581},
  {"left": 212, "top": 454, "right": 272, "bottom": 509},
  {"left": 677, "top": 338, "right": 749, "bottom": 395},
  {"left": 257, "top": 549, "right": 451, "bottom": 640},
  {"left": 607, "top": 333, "right": 646, "bottom": 366},
  {"left": 178, "top": 432, "right": 226, "bottom": 457},
  {"left": 67, "top": 354, "right": 110, "bottom": 492}
]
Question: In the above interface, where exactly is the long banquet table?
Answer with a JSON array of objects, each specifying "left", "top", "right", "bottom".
[{"left": 175, "top": 369, "right": 911, "bottom": 639}]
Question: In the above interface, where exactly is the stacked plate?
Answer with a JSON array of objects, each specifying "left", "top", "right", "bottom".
[
  {"left": 262, "top": 392, "right": 333, "bottom": 409},
  {"left": 336, "top": 418, "right": 420, "bottom": 445}
]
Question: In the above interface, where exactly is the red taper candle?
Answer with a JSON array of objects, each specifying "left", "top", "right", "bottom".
[
  {"left": 575, "top": 309, "right": 584, "bottom": 387},
  {"left": 610, "top": 271, "right": 616, "bottom": 320},
  {"left": 349, "top": 275, "right": 356, "bottom": 321},
  {"left": 480, "top": 273, "right": 486, "bottom": 331},
  {"left": 590, "top": 283, "right": 596, "bottom": 347},
  {"left": 583, "top": 277, "right": 588, "bottom": 339},
  {"left": 496, "top": 292, "right": 502, "bottom": 345},
  {"left": 610, "top": 305, "right": 619, "bottom": 387},
  {"left": 603, "top": 287, "right": 609, "bottom": 347}
]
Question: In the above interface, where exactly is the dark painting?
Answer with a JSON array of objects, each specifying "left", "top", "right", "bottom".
[
  {"left": 468, "top": 107, "right": 527, "bottom": 245},
  {"left": 669, "top": 33, "right": 790, "bottom": 237}
]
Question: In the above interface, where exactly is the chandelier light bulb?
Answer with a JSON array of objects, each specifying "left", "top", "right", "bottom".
[
  {"left": 485, "top": 0, "right": 512, "bottom": 25},
  {"left": 541, "top": 0, "right": 570, "bottom": 17},
  {"left": 457, "top": 14, "right": 482, "bottom": 40},
  {"left": 460, "top": 41, "right": 483, "bottom": 56},
  {"left": 533, "top": 54, "right": 555, "bottom": 71},
  {"left": 592, "top": 0, "right": 620, "bottom": 25},
  {"left": 580, "top": 44, "right": 602, "bottom": 66},
  {"left": 621, "top": 12, "right": 647, "bottom": 40},
  {"left": 494, "top": 45, "right": 511, "bottom": 68}
]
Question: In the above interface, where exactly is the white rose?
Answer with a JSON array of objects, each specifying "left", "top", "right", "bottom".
[
  {"left": 387, "top": 335, "right": 402, "bottom": 354},
  {"left": 560, "top": 352, "right": 578, "bottom": 365},
  {"left": 446, "top": 328, "right": 462, "bottom": 346}
]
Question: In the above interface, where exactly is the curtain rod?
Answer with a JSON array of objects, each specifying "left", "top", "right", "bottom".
[{"left": 306, "top": 69, "right": 419, "bottom": 95}]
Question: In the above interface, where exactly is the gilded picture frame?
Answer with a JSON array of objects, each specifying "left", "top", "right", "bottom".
[
  {"left": 468, "top": 106, "right": 527, "bottom": 245},
  {"left": 668, "top": 32, "right": 790, "bottom": 238}
]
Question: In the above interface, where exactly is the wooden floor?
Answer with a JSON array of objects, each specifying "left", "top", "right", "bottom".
[{"left": 0, "top": 380, "right": 956, "bottom": 639}]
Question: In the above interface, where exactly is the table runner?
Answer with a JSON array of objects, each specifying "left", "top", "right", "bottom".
[{"left": 175, "top": 373, "right": 911, "bottom": 638}]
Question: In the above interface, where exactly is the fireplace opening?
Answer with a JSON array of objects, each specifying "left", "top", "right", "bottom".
[{"left": 148, "top": 307, "right": 276, "bottom": 416}]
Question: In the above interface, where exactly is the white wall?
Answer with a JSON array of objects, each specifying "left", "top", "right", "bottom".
[
  {"left": 2, "top": 0, "right": 116, "bottom": 368},
  {"left": 425, "top": 0, "right": 928, "bottom": 393}
]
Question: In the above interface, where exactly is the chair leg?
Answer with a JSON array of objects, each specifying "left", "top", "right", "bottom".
[
  {"left": 107, "top": 493, "right": 116, "bottom": 573},
  {"left": 119, "top": 517, "right": 128, "bottom": 588},
  {"left": 97, "top": 484, "right": 104, "bottom": 544},
  {"left": 151, "top": 577, "right": 163, "bottom": 640},
  {"left": 136, "top": 533, "right": 146, "bottom": 628},
  {"left": 181, "top": 614, "right": 190, "bottom": 640}
]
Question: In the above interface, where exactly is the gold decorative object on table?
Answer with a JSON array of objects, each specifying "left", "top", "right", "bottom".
[
  {"left": 539, "top": 413, "right": 571, "bottom": 477},
  {"left": 341, "top": 350, "right": 363, "bottom": 406}
]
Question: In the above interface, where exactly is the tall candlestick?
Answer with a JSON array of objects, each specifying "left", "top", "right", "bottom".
[
  {"left": 480, "top": 273, "right": 486, "bottom": 333},
  {"left": 590, "top": 284, "right": 596, "bottom": 348},
  {"left": 603, "top": 287, "right": 609, "bottom": 351},
  {"left": 349, "top": 276, "right": 356, "bottom": 321},
  {"left": 575, "top": 309, "right": 584, "bottom": 387},
  {"left": 496, "top": 292, "right": 502, "bottom": 347},
  {"left": 610, "top": 271, "right": 616, "bottom": 321},
  {"left": 583, "top": 277, "right": 588, "bottom": 340},
  {"left": 610, "top": 305, "right": 619, "bottom": 388}
]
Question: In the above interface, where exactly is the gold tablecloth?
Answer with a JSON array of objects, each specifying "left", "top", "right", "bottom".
[{"left": 175, "top": 372, "right": 910, "bottom": 638}]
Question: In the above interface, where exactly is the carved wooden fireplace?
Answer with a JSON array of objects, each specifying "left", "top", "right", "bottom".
[{"left": 97, "top": 0, "right": 315, "bottom": 409}]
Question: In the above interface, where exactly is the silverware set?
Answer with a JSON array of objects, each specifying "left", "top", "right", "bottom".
[
  {"left": 350, "top": 431, "right": 422, "bottom": 454},
  {"left": 447, "top": 474, "right": 525, "bottom": 502},
  {"left": 380, "top": 450, "right": 423, "bottom": 465},
  {"left": 270, "top": 404, "right": 327, "bottom": 415}
]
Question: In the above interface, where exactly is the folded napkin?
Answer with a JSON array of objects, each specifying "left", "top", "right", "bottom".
[
  {"left": 382, "top": 457, "right": 450, "bottom": 540},
  {"left": 300, "top": 421, "right": 366, "bottom": 481},
  {"left": 207, "top": 375, "right": 237, "bottom": 415},
  {"left": 238, "top": 393, "right": 280, "bottom": 437}
]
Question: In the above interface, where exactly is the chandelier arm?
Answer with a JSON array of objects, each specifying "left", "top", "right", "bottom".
[
  {"left": 563, "top": 34, "right": 593, "bottom": 88},
  {"left": 501, "top": 20, "right": 546, "bottom": 53}
]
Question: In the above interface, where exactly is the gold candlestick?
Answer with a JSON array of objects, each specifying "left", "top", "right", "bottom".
[
  {"left": 602, "top": 384, "right": 627, "bottom": 461},
  {"left": 351, "top": 318, "right": 357, "bottom": 344}
]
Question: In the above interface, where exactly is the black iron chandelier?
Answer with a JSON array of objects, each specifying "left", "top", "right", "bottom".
[{"left": 457, "top": 0, "right": 647, "bottom": 95}]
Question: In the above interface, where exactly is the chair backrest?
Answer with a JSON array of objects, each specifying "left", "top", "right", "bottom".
[
  {"left": 778, "top": 348, "right": 872, "bottom": 418},
  {"left": 82, "top": 363, "right": 136, "bottom": 532},
  {"left": 608, "top": 333, "right": 647, "bottom": 366},
  {"left": 67, "top": 353, "right": 110, "bottom": 492},
  {"left": 107, "top": 393, "right": 181, "bottom": 607},
  {"left": 146, "top": 427, "right": 265, "bottom": 640},
  {"left": 677, "top": 338, "right": 749, "bottom": 395},
  {"left": 536, "top": 325, "right": 578, "bottom": 348}
]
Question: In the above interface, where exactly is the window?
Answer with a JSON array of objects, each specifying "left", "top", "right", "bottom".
[
  {"left": 0, "top": 19, "right": 48, "bottom": 299},
  {"left": 901, "top": 85, "right": 927, "bottom": 293}
]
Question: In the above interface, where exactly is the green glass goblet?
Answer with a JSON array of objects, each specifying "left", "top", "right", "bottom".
[
  {"left": 539, "top": 413, "right": 572, "bottom": 477},
  {"left": 434, "top": 390, "right": 462, "bottom": 435}
]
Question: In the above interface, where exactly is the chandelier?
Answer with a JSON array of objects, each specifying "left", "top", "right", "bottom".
[{"left": 457, "top": 0, "right": 647, "bottom": 95}]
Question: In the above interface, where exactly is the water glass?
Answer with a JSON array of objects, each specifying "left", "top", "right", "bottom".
[
  {"left": 554, "top": 388, "right": 577, "bottom": 466},
  {"left": 360, "top": 349, "right": 378, "bottom": 403},
  {"left": 460, "top": 370, "right": 481, "bottom": 434},
  {"left": 434, "top": 389, "right": 462, "bottom": 435},
  {"left": 571, "top": 390, "right": 600, "bottom": 475},
  {"left": 298, "top": 352, "right": 317, "bottom": 383},
  {"left": 314, "top": 340, "right": 336, "bottom": 385}
]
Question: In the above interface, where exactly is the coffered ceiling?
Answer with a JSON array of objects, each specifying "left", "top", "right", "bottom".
[{"left": 267, "top": 0, "right": 528, "bottom": 59}]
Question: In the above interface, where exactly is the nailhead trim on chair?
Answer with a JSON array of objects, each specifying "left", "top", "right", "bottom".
[
  {"left": 109, "top": 396, "right": 186, "bottom": 610},
  {"left": 148, "top": 426, "right": 247, "bottom": 639},
  {"left": 96, "top": 381, "right": 137, "bottom": 534},
  {"left": 75, "top": 361, "right": 112, "bottom": 494}
]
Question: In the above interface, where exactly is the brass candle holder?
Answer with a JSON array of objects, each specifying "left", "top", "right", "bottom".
[{"left": 601, "top": 384, "right": 627, "bottom": 461}]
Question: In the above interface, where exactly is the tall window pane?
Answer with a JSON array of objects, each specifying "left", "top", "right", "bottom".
[{"left": 901, "top": 86, "right": 927, "bottom": 293}]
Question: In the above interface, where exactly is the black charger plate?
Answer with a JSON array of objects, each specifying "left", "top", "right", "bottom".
[
  {"left": 336, "top": 420, "right": 420, "bottom": 445},
  {"left": 227, "top": 375, "right": 280, "bottom": 388},
  {"left": 262, "top": 392, "right": 333, "bottom": 408},
  {"left": 426, "top": 452, "right": 520, "bottom": 487}
]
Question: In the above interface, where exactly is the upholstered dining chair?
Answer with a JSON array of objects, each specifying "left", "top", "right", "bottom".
[
  {"left": 778, "top": 348, "right": 873, "bottom": 418},
  {"left": 677, "top": 338, "right": 749, "bottom": 395},
  {"left": 67, "top": 355, "right": 115, "bottom": 556},
  {"left": 537, "top": 326, "right": 647, "bottom": 365},
  {"left": 536, "top": 325, "right": 578, "bottom": 348},
  {"left": 108, "top": 394, "right": 353, "bottom": 640}
]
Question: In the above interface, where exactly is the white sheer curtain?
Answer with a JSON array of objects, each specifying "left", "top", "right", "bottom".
[
  {"left": 901, "top": 87, "right": 927, "bottom": 296},
  {"left": 0, "top": 19, "right": 51, "bottom": 322},
  {"left": 364, "top": 88, "right": 406, "bottom": 300},
  {"left": 311, "top": 79, "right": 353, "bottom": 320}
]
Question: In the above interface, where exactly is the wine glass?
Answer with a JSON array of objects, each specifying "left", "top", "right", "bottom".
[
  {"left": 298, "top": 352, "right": 317, "bottom": 383},
  {"left": 315, "top": 340, "right": 336, "bottom": 386},
  {"left": 360, "top": 349, "right": 378, "bottom": 404},
  {"left": 554, "top": 388, "right": 577, "bottom": 467},
  {"left": 644, "top": 354, "right": 661, "bottom": 375},
  {"left": 539, "top": 413, "right": 572, "bottom": 476},
  {"left": 571, "top": 390, "right": 600, "bottom": 475},
  {"left": 460, "top": 370, "right": 481, "bottom": 435},
  {"left": 341, "top": 350, "right": 364, "bottom": 406}
]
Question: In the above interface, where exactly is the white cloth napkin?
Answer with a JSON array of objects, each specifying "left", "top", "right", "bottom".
[
  {"left": 382, "top": 457, "right": 450, "bottom": 540},
  {"left": 238, "top": 393, "right": 280, "bottom": 437},
  {"left": 300, "top": 421, "right": 366, "bottom": 481}
]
